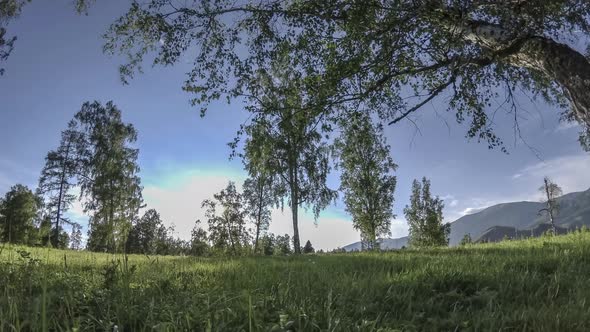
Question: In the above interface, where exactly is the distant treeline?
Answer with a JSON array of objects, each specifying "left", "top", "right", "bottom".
[{"left": 0, "top": 100, "right": 454, "bottom": 255}]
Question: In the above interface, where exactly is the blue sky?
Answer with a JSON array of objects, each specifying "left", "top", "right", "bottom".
[{"left": 1, "top": 1, "right": 589, "bottom": 250}]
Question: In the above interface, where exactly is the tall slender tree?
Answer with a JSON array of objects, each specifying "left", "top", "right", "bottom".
[
  {"left": 240, "top": 56, "right": 337, "bottom": 254},
  {"left": 74, "top": 101, "right": 143, "bottom": 253},
  {"left": 70, "top": 223, "right": 83, "bottom": 250},
  {"left": 337, "top": 113, "right": 397, "bottom": 251},
  {"left": 404, "top": 178, "right": 449, "bottom": 248},
  {"left": 38, "top": 120, "right": 85, "bottom": 247},
  {"left": 242, "top": 172, "right": 275, "bottom": 254},
  {"left": 539, "top": 177, "right": 563, "bottom": 235}
]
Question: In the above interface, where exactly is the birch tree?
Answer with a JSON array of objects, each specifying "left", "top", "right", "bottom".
[
  {"left": 74, "top": 101, "right": 143, "bottom": 253},
  {"left": 103, "top": 0, "right": 590, "bottom": 152},
  {"left": 336, "top": 113, "right": 397, "bottom": 251},
  {"left": 242, "top": 173, "right": 275, "bottom": 254},
  {"left": 202, "top": 182, "right": 249, "bottom": 255},
  {"left": 539, "top": 176, "right": 563, "bottom": 235},
  {"left": 239, "top": 57, "right": 337, "bottom": 254}
]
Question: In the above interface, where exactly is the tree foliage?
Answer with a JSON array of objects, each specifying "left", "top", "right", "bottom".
[
  {"left": 242, "top": 173, "right": 275, "bottom": 254},
  {"left": 74, "top": 101, "right": 143, "bottom": 253},
  {"left": 38, "top": 120, "right": 85, "bottom": 248},
  {"left": 202, "top": 182, "right": 249, "bottom": 255},
  {"left": 126, "top": 209, "right": 165, "bottom": 255},
  {"left": 0, "top": 0, "right": 28, "bottom": 75},
  {"left": 70, "top": 223, "right": 83, "bottom": 250},
  {"left": 303, "top": 240, "right": 315, "bottom": 254},
  {"left": 405, "top": 177, "right": 449, "bottom": 248},
  {"left": 336, "top": 112, "right": 397, "bottom": 250},
  {"left": 274, "top": 233, "right": 292, "bottom": 255},
  {"left": 459, "top": 233, "right": 473, "bottom": 246},
  {"left": 189, "top": 219, "right": 209, "bottom": 256},
  {"left": 239, "top": 58, "right": 337, "bottom": 254},
  {"left": 104, "top": 0, "right": 590, "bottom": 152},
  {"left": 0, "top": 184, "right": 40, "bottom": 244}
]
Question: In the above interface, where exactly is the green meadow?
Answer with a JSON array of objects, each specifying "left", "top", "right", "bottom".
[{"left": 2, "top": 231, "right": 590, "bottom": 331}]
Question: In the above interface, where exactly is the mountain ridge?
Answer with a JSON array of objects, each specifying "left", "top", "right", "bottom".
[{"left": 341, "top": 187, "right": 590, "bottom": 251}]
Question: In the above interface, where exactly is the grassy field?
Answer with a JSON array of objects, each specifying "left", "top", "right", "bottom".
[{"left": 1, "top": 232, "right": 590, "bottom": 331}]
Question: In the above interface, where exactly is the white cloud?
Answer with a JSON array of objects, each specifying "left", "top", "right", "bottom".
[
  {"left": 268, "top": 208, "right": 359, "bottom": 251},
  {"left": 514, "top": 153, "right": 590, "bottom": 194},
  {"left": 66, "top": 193, "right": 89, "bottom": 228},
  {"left": 460, "top": 206, "right": 487, "bottom": 216},
  {"left": 390, "top": 218, "right": 409, "bottom": 238},
  {"left": 453, "top": 153, "right": 590, "bottom": 220},
  {"left": 141, "top": 166, "right": 359, "bottom": 250},
  {"left": 143, "top": 168, "right": 244, "bottom": 240}
]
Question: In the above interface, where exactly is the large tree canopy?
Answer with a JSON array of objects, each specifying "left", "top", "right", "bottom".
[{"left": 104, "top": 0, "right": 590, "bottom": 151}]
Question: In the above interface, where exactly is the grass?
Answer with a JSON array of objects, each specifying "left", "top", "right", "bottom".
[{"left": 1, "top": 232, "right": 590, "bottom": 331}]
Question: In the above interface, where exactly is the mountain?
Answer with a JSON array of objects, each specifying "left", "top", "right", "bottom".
[
  {"left": 342, "top": 188, "right": 590, "bottom": 250},
  {"left": 450, "top": 188, "right": 590, "bottom": 245}
]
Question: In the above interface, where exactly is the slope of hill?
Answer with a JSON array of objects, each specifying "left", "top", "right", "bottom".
[
  {"left": 450, "top": 188, "right": 590, "bottom": 245},
  {"left": 342, "top": 188, "right": 590, "bottom": 250},
  {"left": 475, "top": 224, "right": 570, "bottom": 243}
]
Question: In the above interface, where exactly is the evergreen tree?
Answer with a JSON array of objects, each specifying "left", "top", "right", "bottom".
[
  {"left": 70, "top": 224, "right": 83, "bottom": 250},
  {"left": 404, "top": 178, "right": 449, "bottom": 248},
  {"left": 38, "top": 120, "right": 84, "bottom": 248},
  {"left": 202, "top": 182, "right": 249, "bottom": 255},
  {"left": 303, "top": 240, "right": 315, "bottom": 254},
  {"left": 0, "top": 184, "right": 41, "bottom": 244},
  {"left": 74, "top": 101, "right": 143, "bottom": 253},
  {"left": 337, "top": 113, "right": 397, "bottom": 251},
  {"left": 539, "top": 177, "right": 563, "bottom": 235}
]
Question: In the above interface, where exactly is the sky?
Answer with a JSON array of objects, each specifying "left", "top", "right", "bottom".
[{"left": 1, "top": 1, "right": 589, "bottom": 250}]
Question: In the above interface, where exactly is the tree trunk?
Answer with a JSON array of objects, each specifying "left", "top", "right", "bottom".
[
  {"left": 291, "top": 188, "right": 301, "bottom": 254},
  {"left": 254, "top": 209, "right": 262, "bottom": 254},
  {"left": 511, "top": 37, "right": 590, "bottom": 128},
  {"left": 254, "top": 180, "right": 264, "bottom": 254},
  {"left": 457, "top": 19, "right": 590, "bottom": 128},
  {"left": 290, "top": 160, "right": 301, "bottom": 254},
  {"left": 225, "top": 214, "right": 236, "bottom": 255},
  {"left": 54, "top": 140, "right": 71, "bottom": 248},
  {"left": 288, "top": 138, "right": 301, "bottom": 254},
  {"left": 544, "top": 178, "right": 557, "bottom": 235}
]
